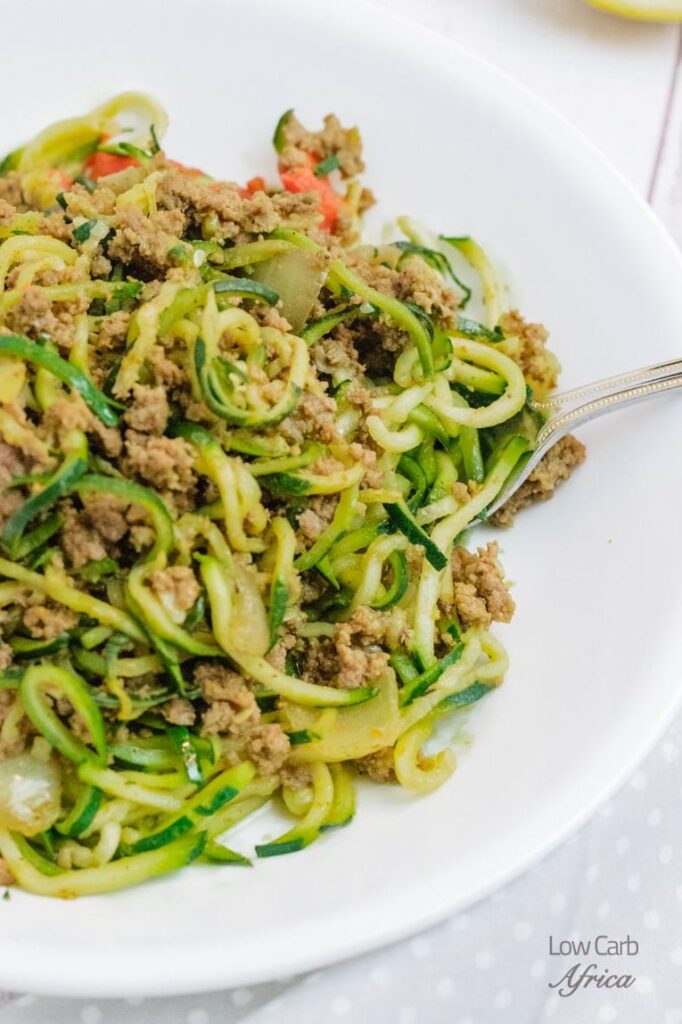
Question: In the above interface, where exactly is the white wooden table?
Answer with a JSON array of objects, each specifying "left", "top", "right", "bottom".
[{"left": 2, "top": 3, "right": 681, "bottom": 1022}]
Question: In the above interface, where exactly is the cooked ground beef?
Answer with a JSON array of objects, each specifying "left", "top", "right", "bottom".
[
  {"left": 0, "top": 641, "right": 12, "bottom": 670},
  {"left": 147, "top": 344, "right": 185, "bottom": 388},
  {"left": 107, "top": 207, "right": 185, "bottom": 276},
  {"left": 123, "top": 432, "right": 196, "bottom": 492},
  {"left": 195, "top": 663, "right": 260, "bottom": 737},
  {"left": 60, "top": 504, "right": 109, "bottom": 569},
  {"left": 123, "top": 385, "right": 169, "bottom": 435},
  {"left": 23, "top": 604, "right": 78, "bottom": 640},
  {"left": 280, "top": 761, "right": 314, "bottom": 790},
  {"left": 6, "top": 287, "right": 63, "bottom": 343},
  {"left": 301, "top": 608, "right": 404, "bottom": 689},
  {"left": 491, "top": 435, "right": 586, "bottom": 527},
  {"left": 160, "top": 697, "right": 196, "bottom": 727},
  {"left": 0, "top": 199, "right": 16, "bottom": 225},
  {"left": 353, "top": 747, "right": 396, "bottom": 783},
  {"left": 245, "top": 723, "right": 290, "bottom": 775},
  {"left": 41, "top": 396, "right": 91, "bottom": 439},
  {"left": 498, "top": 310, "right": 559, "bottom": 398},
  {"left": 156, "top": 170, "right": 319, "bottom": 241},
  {"left": 38, "top": 211, "right": 73, "bottom": 244},
  {"left": 97, "top": 310, "right": 131, "bottom": 351},
  {"left": 0, "top": 172, "right": 23, "bottom": 207},
  {"left": 82, "top": 494, "right": 129, "bottom": 543},
  {"left": 312, "top": 324, "right": 365, "bottom": 379},
  {"left": 298, "top": 494, "right": 338, "bottom": 542},
  {"left": 150, "top": 566, "right": 200, "bottom": 614},
  {"left": 279, "top": 112, "right": 365, "bottom": 178},
  {"left": 280, "top": 391, "right": 339, "bottom": 446},
  {"left": 0, "top": 440, "right": 27, "bottom": 530},
  {"left": 447, "top": 542, "right": 515, "bottom": 631}
]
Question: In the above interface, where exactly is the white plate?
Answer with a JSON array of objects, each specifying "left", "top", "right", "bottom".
[{"left": 2, "top": 0, "right": 682, "bottom": 998}]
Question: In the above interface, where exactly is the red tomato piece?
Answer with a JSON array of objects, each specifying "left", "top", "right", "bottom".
[
  {"left": 238, "top": 175, "right": 267, "bottom": 198},
  {"left": 279, "top": 164, "right": 342, "bottom": 232},
  {"left": 83, "top": 151, "right": 139, "bottom": 180}
]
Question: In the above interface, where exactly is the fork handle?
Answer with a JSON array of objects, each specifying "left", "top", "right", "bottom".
[
  {"left": 533, "top": 357, "right": 682, "bottom": 412},
  {"left": 534, "top": 372, "right": 682, "bottom": 449}
]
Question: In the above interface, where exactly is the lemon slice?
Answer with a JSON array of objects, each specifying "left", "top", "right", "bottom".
[{"left": 583, "top": 0, "right": 682, "bottom": 19}]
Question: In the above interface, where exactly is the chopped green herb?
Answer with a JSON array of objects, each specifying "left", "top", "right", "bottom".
[
  {"left": 314, "top": 154, "right": 340, "bottom": 177},
  {"left": 168, "top": 244, "right": 191, "bottom": 265},
  {"left": 99, "top": 141, "right": 150, "bottom": 161},
  {"left": 73, "top": 174, "right": 97, "bottom": 193},
  {"left": 73, "top": 219, "right": 97, "bottom": 244},
  {"left": 106, "top": 280, "right": 143, "bottom": 314},
  {"left": 273, "top": 109, "right": 294, "bottom": 153},
  {"left": 79, "top": 558, "right": 119, "bottom": 583},
  {"left": 149, "top": 124, "right": 161, "bottom": 155}
]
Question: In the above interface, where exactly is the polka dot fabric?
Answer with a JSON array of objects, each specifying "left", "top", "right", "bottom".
[{"left": 0, "top": 712, "right": 679, "bottom": 1024}]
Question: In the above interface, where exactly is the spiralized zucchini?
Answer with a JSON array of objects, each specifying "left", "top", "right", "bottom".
[{"left": 0, "top": 94, "right": 572, "bottom": 898}]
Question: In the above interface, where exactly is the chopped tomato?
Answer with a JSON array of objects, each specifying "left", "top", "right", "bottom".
[
  {"left": 169, "top": 159, "right": 205, "bottom": 177},
  {"left": 83, "top": 151, "right": 139, "bottom": 180},
  {"left": 279, "top": 157, "right": 342, "bottom": 232},
  {"left": 239, "top": 175, "right": 267, "bottom": 198}
]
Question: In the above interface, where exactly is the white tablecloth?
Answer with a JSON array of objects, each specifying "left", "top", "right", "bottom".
[{"left": 2, "top": 2, "right": 681, "bottom": 1020}]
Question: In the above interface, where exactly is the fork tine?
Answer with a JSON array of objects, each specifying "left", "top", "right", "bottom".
[{"left": 487, "top": 369, "right": 682, "bottom": 521}]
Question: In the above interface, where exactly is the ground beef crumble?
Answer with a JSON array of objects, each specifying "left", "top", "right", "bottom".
[
  {"left": 0, "top": 440, "right": 27, "bottom": 529},
  {"left": 279, "top": 112, "right": 365, "bottom": 178},
  {"left": 353, "top": 746, "right": 396, "bottom": 783},
  {"left": 82, "top": 494, "right": 129, "bottom": 543},
  {"left": 195, "top": 663, "right": 260, "bottom": 737},
  {"left": 447, "top": 542, "right": 515, "bottom": 630},
  {"left": 22, "top": 604, "right": 78, "bottom": 640},
  {"left": 107, "top": 207, "right": 185, "bottom": 276},
  {"left": 123, "top": 432, "right": 196, "bottom": 492},
  {"left": 245, "top": 724, "right": 290, "bottom": 775},
  {"left": 156, "top": 170, "right": 319, "bottom": 241},
  {"left": 491, "top": 435, "right": 586, "bottom": 527},
  {"left": 97, "top": 310, "right": 130, "bottom": 351},
  {"left": 499, "top": 309, "right": 559, "bottom": 398},
  {"left": 0, "top": 172, "right": 23, "bottom": 207},
  {"left": 150, "top": 566, "right": 200, "bottom": 614},
  {"left": 0, "top": 641, "right": 13, "bottom": 671},
  {"left": 124, "top": 384, "right": 170, "bottom": 435},
  {"left": 160, "top": 697, "right": 196, "bottom": 727},
  {"left": 301, "top": 607, "right": 405, "bottom": 689},
  {"left": 0, "top": 199, "right": 16, "bottom": 226},
  {"left": 280, "top": 391, "right": 339, "bottom": 446},
  {"left": 5, "top": 286, "right": 87, "bottom": 350},
  {"left": 60, "top": 504, "right": 109, "bottom": 569},
  {"left": 298, "top": 495, "right": 338, "bottom": 542}
]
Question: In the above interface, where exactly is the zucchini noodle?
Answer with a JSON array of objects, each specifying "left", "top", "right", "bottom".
[{"left": 0, "top": 95, "right": 581, "bottom": 897}]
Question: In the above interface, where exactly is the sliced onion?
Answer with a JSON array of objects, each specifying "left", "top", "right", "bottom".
[
  {"left": 0, "top": 754, "right": 61, "bottom": 836},
  {"left": 253, "top": 250, "right": 325, "bottom": 334}
]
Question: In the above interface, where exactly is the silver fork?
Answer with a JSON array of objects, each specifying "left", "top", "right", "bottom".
[{"left": 486, "top": 357, "right": 682, "bottom": 519}]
